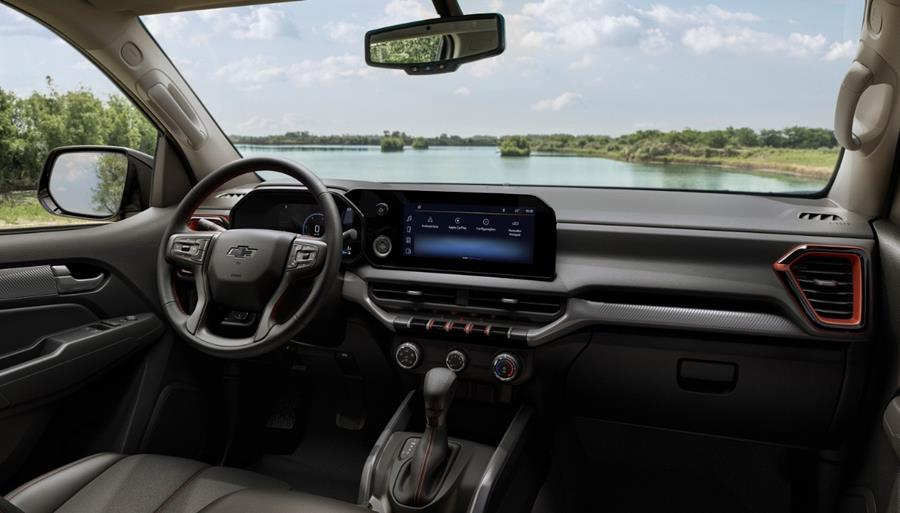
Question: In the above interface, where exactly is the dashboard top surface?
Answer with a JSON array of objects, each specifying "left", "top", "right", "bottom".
[{"left": 198, "top": 179, "right": 874, "bottom": 239}]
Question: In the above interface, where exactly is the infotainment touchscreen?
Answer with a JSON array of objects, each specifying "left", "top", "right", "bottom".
[{"left": 403, "top": 203, "right": 536, "bottom": 264}]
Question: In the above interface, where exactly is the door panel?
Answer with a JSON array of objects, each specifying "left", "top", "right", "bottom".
[{"left": 0, "top": 206, "right": 174, "bottom": 488}]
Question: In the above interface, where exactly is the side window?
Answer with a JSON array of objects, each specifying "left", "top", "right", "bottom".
[{"left": 0, "top": 4, "right": 157, "bottom": 231}]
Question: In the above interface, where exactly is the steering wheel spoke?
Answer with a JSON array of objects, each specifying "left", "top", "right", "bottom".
[
  {"left": 166, "top": 232, "right": 218, "bottom": 269},
  {"left": 286, "top": 236, "right": 328, "bottom": 276}
]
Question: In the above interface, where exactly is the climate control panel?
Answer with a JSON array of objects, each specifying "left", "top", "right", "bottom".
[{"left": 392, "top": 338, "right": 529, "bottom": 384}]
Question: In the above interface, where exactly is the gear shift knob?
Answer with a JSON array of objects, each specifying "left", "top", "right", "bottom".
[{"left": 423, "top": 367, "right": 456, "bottom": 427}]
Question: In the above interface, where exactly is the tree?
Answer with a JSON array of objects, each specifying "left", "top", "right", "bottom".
[
  {"left": 499, "top": 136, "right": 530, "bottom": 157},
  {"left": 380, "top": 136, "right": 404, "bottom": 152},
  {"left": 411, "top": 137, "right": 429, "bottom": 149}
]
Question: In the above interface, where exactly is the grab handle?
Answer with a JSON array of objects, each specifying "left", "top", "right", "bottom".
[{"left": 835, "top": 61, "right": 874, "bottom": 151}]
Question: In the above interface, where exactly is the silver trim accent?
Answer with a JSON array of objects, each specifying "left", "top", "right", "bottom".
[
  {"left": 395, "top": 342, "right": 421, "bottom": 370},
  {"left": 467, "top": 405, "right": 533, "bottom": 513},
  {"left": 445, "top": 349, "right": 467, "bottom": 372},
  {"left": 527, "top": 298, "right": 805, "bottom": 345},
  {"left": 342, "top": 273, "right": 806, "bottom": 346},
  {"left": 358, "top": 390, "right": 415, "bottom": 504},
  {"left": 491, "top": 353, "right": 519, "bottom": 382}
]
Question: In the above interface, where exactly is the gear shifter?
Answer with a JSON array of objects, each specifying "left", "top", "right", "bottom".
[{"left": 394, "top": 367, "right": 457, "bottom": 507}]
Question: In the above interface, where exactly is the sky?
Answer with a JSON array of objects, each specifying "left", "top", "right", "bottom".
[{"left": 0, "top": 0, "right": 865, "bottom": 137}]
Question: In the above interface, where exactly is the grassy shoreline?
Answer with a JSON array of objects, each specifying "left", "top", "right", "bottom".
[{"left": 532, "top": 147, "right": 838, "bottom": 179}]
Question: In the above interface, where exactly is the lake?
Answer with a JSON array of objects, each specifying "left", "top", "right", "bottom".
[{"left": 238, "top": 145, "right": 828, "bottom": 194}]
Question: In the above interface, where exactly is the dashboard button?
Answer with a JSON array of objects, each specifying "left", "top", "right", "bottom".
[
  {"left": 375, "top": 202, "right": 390, "bottom": 216},
  {"left": 395, "top": 342, "right": 421, "bottom": 370},
  {"left": 373, "top": 235, "right": 392, "bottom": 258},
  {"left": 446, "top": 350, "right": 467, "bottom": 372},
  {"left": 492, "top": 353, "right": 520, "bottom": 382}
]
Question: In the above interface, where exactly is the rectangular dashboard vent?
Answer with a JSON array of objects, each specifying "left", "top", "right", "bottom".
[
  {"left": 774, "top": 246, "right": 864, "bottom": 329},
  {"left": 368, "top": 282, "right": 564, "bottom": 322},
  {"left": 370, "top": 283, "right": 456, "bottom": 304},
  {"left": 467, "top": 290, "right": 563, "bottom": 316}
]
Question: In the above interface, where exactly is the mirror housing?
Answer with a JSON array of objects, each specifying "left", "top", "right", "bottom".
[
  {"left": 365, "top": 13, "right": 505, "bottom": 75},
  {"left": 38, "top": 146, "right": 153, "bottom": 221}
]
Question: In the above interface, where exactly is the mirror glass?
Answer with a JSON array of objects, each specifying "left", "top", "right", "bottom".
[
  {"left": 48, "top": 151, "right": 128, "bottom": 218},
  {"left": 367, "top": 15, "right": 503, "bottom": 71}
]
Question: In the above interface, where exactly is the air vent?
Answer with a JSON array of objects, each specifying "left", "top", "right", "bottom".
[
  {"left": 467, "top": 290, "right": 563, "bottom": 316},
  {"left": 368, "top": 282, "right": 565, "bottom": 322},
  {"left": 774, "top": 246, "right": 864, "bottom": 329},
  {"left": 370, "top": 283, "right": 456, "bottom": 304},
  {"left": 798, "top": 212, "right": 844, "bottom": 222}
]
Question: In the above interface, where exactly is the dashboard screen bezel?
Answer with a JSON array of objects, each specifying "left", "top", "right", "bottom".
[{"left": 350, "top": 190, "right": 557, "bottom": 280}]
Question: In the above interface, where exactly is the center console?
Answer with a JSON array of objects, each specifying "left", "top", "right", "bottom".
[{"left": 359, "top": 369, "right": 533, "bottom": 513}]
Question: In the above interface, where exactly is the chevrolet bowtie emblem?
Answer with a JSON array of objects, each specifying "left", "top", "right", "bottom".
[{"left": 226, "top": 245, "right": 258, "bottom": 259}]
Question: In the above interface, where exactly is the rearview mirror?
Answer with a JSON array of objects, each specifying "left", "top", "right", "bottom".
[
  {"left": 38, "top": 146, "right": 153, "bottom": 220},
  {"left": 366, "top": 13, "right": 505, "bottom": 75}
]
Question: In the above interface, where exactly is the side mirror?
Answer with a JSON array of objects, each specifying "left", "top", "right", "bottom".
[
  {"left": 38, "top": 146, "right": 153, "bottom": 221},
  {"left": 365, "top": 13, "right": 505, "bottom": 75}
]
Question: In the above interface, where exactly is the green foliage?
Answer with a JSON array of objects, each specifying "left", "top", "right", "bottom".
[
  {"left": 232, "top": 131, "right": 499, "bottom": 147},
  {"left": 411, "top": 137, "right": 429, "bottom": 149},
  {"left": 499, "top": 136, "right": 531, "bottom": 157},
  {"left": 370, "top": 35, "right": 442, "bottom": 65},
  {"left": 380, "top": 136, "right": 404, "bottom": 152},
  {"left": 0, "top": 79, "right": 157, "bottom": 194}
]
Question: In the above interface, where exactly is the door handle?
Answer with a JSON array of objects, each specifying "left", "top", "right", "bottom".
[{"left": 51, "top": 265, "right": 105, "bottom": 294}]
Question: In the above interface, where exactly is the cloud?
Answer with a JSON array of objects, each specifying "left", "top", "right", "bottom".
[
  {"left": 214, "top": 54, "right": 371, "bottom": 89},
  {"left": 516, "top": 0, "right": 641, "bottom": 51},
  {"left": 531, "top": 91, "right": 580, "bottom": 111},
  {"left": 143, "top": 13, "right": 189, "bottom": 39},
  {"left": 194, "top": 6, "right": 295, "bottom": 40},
  {"left": 639, "top": 28, "right": 671, "bottom": 55},
  {"left": 682, "top": 26, "right": 826, "bottom": 57},
  {"left": 378, "top": 0, "right": 433, "bottom": 25},
  {"left": 324, "top": 21, "right": 364, "bottom": 42},
  {"left": 568, "top": 55, "right": 593, "bottom": 70},
  {"left": 823, "top": 40, "right": 856, "bottom": 61},
  {"left": 636, "top": 4, "right": 761, "bottom": 26},
  {"left": 0, "top": 8, "right": 54, "bottom": 38},
  {"left": 453, "top": 87, "right": 471, "bottom": 96}
]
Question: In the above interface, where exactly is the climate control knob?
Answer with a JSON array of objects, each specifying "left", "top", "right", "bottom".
[
  {"left": 395, "top": 342, "right": 421, "bottom": 370},
  {"left": 445, "top": 350, "right": 467, "bottom": 373},
  {"left": 492, "top": 353, "right": 520, "bottom": 382}
]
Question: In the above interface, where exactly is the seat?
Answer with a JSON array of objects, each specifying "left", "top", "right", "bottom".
[{"left": 2, "top": 453, "right": 366, "bottom": 513}]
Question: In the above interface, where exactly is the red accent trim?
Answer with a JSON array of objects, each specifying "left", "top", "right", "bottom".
[
  {"left": 425, "top": 319, "right": 435, "bottom": 331},
  {"left": 414, "top": 430, "right": 434, "bottom": 505},
  {"left": 773, "top": 245, "right": 865, "bottom": 329},
  {"left": 443, "top": 321, "right": 454, "bottom": 333},
  {"left": 464, "top": 322, "right": 474, "bottom": 335}
]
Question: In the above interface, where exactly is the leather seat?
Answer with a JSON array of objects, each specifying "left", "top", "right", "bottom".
[{"left": 2, "top": 453, "right": 366, "bottom": 513}]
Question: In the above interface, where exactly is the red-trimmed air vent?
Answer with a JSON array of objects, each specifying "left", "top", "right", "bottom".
[{"left": 773, "top": 245, "right": 865, "bottom": 329}]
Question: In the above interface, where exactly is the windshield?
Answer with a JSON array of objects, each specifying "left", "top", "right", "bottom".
[{"left": 142, "top": 0, "right": 863, "bottom": 194}]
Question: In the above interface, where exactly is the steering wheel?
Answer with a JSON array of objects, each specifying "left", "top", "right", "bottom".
[{"left": 156, "top": 157, "right": 342, "bottom": 358}]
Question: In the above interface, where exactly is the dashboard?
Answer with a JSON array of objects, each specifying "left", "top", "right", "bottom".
[
  {"left": 197, "top": 180, "right": 877, "bottom": 447},
  {"left": 230, "top": 186, "right": 557, "bottom": 279}
]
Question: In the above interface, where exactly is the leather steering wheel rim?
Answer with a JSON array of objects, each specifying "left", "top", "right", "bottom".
[{"left": 156, "top": 157, "right": 342, "bottom": 358}]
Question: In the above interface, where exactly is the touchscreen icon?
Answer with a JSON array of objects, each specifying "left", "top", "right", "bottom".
[
  {"left": 454, "top": 217, "right": 461, "bottom": 224},
  {"left": 406, "top": 215, "right": 412, "bottom": 222},
  {"left": 482, "top": 218, "right": 490, "bottom": 226},
  {"left": 404, "top": 248, "right": 412, "bottom": 255}
]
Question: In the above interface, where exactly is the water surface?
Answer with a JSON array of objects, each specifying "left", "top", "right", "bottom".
[{"left": 239, "top": 145, "right": 827, "bottom": 194}]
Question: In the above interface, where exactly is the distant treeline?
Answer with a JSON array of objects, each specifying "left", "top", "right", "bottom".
[
  {"left": 232, "top": 131, "right": 499, "bottom": 147},
  {"left": 0, "top": 79, "right": 156, "bottom": 194},
  {"left": 233, "top": 127, "right": 838, "bottom": 152}
]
